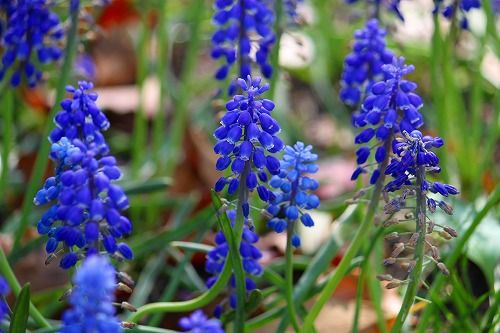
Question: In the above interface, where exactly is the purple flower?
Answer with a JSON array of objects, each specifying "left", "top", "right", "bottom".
[
  {"left": 340, "top": 19, "right": 394, "bottom": 107},
  {"left": 437, "top": 0, "right": 481, "bottom": 29},
  {"left": 351, "top": 57, "right": 423, "bottom": 184},
  {"left": 345, "top": 0, "right": 405, "bottom": 21},
  {"left": 179, "top": 310, "right": 225, "bottom": 333},
  {"left": 266, "top": 142, "right": 320, "bottom": 247},
  {"left": 205, "top": 210, "right": 262, "bottom": 313},
  {"left": 35, "top": 82, "right": 133, "bottom": 269},
  {"left": 0, "top": 276, "right": 9, "bottom": 324},
  {"left": 211, "top": 0, "right": 275, "bottom": 88},
  {"left": 214, "top": 76, "right": 284, "bottom": 215},
  {"left": 61, "top": 256, "right": 121, "bottom": 333},
  {"left": 385, "top": 130, "right": 459, "bottom": 214},
  {"left": 0, "top": 0, "right": 64, "bottom": 87}
]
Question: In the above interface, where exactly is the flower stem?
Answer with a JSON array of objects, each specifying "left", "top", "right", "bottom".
[
  {"left": 127, "top": 247, "right": 233, "bottom": 323},
  {"left": 12, "top": 3, "right": 80, "bottom": 251},
  {"left": 300, "top": 137, "right": 392, "bottom": 333},
  {"left": 285, "top": 223, "right": 300, "bottom": 332},
  {"left": 390, "top": 165, "right": 427, "bottom": 332},
  {"left": 268, "top": 0, "right": 283, "bottom": 99},
  {"left": 0, "top": 90, "right": 13, "bottom": 195},
  {"left": 229, "top": 162, "right": 252, "bottom": 332},
  {"left": 0, "top": 247, "right": 51, "bottom": 328},
  {"left": 416, "top": 187, "right": 500, "bottom": 332}
]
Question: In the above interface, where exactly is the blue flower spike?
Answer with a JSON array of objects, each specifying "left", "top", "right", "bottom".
[
  {"left": 266, "top": 142, "right": 320, "bottom": 247},
  {"left": 61, "top": 256, "right": 122, "bottom": 333},
  {"left": 351, "top": 57, "right": 424, "bottom": 185},
  {"left": 205, "top": 210, "right": 263, "bottom": 313},
  {"left": 0, "top": 0, "right": 64, "bottom": 87},
  {"left": 345, "top": 0, "right": 405, "bottom": 21},
  {"left": 340, "top": 19, "right": 394, "bottom": 107},
  {"left": 179, "top": 310, "right": 225, "bottom": 333},
  {"left": 0, "top": 276, "right": 9, "bottom": 324},
  {"left": 385, "top": 130, "right": 459, "bottom": 212},
  {"left": 438, "top": 0, "right": 481, "bottom": 29},
  {"left": 211, "top": 0, "right": 275, "bottom": 90},
  {"left": 34, "top": 82, "right": 133, "bottom": 269},
  {"left": 380, "top": 130, "right": 459, "bottom": 279},
  {"left": 214, "top": 75, "right": 284, "bottom": 215}
]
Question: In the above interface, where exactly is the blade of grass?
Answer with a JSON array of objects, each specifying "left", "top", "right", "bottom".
[
  {"left": 0, "top": 248, "right": 51, "bottom": 328},
  {"left": 164, "top": 0, "right": 205, "bottom": 176},
  {"left": 0, "top": 90, "right": 13, "bottom": 195},
  {"left": 131, "top": 12, "right": 150, "bottom": 178}
]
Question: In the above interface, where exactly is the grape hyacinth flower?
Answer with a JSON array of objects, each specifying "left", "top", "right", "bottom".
[
  {"left": 339, "top": 19, "right": 394, "bottom": 107},
  {"left": 266, "top": 142, "right": 320, "bottom": 247},
  {"left": 49, "top": 82, "right": 110, "bottom": 152},
  {"left": 283, "top": 0, "right": 304, "bottom": 24},
  {"left": 214, "top": 76, "right": 283, "bottom": 216},
  {"left": 384, "top": 130, "right": 459, "bottom": 209},
  {"left": 345, "top": 0, "right": 405, "bottom": 21},
  {"left": 205, "top": 210, "right": 263, "bottom": 313},
  {"left": 378, "top": 130, "right": 459, "bottom": 287},
  {"left": 179, "top": 310, "right": 225, "bottom": 333},
  {"left": 437, "top": 0, "right": 481, "bottom": 29},
  {"left": 0, "top": 0, "right": 64, "bottom": 87},
  {"left": 211, "top": 0, "right": 275, "bottom": 87},
  {"left": 35, "top": 82, "right": 133, "bottom": 269},
  {"left": 0, "top": 276, "right": 9, "bottom": 324},
  {"left": 61, "top": 256, "right": 122, "bottom": 333},
  {"left": 351, "top": 56, "right": 423, "bottom": 185}
]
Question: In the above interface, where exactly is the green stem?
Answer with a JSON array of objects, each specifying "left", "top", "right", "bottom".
[
  {"left": 229, "top": 162, "right": 252, "bottom": 332},
  {"left": 127, "top": 256, "right": 232, "bottom": 323},
  {"left": 268, "top": 0, "right": 283, "bottom": 99},
  {"left": 131, "top": 12, "right": 150, "bottom": 177},
  {"left": 390, "top": 165, "right": 427, "bottom": 332},
  {"left": 300, "top": 137, "right": 392, "bottom": 333},
  {"left": 285, "top": 224, "right": 300, "bottom": 332},
  {"left": 352, "top": 248, "right": 368, "bottom": 333},
  {"left": 12, "top": 3, "right": 80, "bottom": 251},
  {"left": 152, "top": 1, "right": 168, "bottom": 172},
  {"left": 416, "top": 187, "right": 500, "bottom": 332},
  {"left": 0, "top": 247, "right": 51, "bottom": 328},
  {"left": 164, "top": 0, "right": 204, "bottom": 176},
  {"left": 0, "top": 90, "right": 13, "bottom": 194}
]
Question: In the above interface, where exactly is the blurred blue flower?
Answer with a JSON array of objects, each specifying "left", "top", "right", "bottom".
[
  {"left": 73, "top": 54, "right": 96, "bottom": 80},
  {"left": 61, "top": 256, "right": 122, "bottom": 333},
  {"left": 385, "top": 130, "right": 459, "bottom": 215},
  {"left": 0, "top": 0, "right": 64, "bottom": 87},
  {"left": 266, "top": 142, "right": 320, "bottom": 247},
  {"left": 436, "top": 0, "right": 481, "bottom": 29},
  {"left": 35, "top": 82, "right": 132, "bottom": 269},
  {"left": 214, "top": 76, "right": 283, "bottom": 215},
  {"left": 345, "top": 0, "right": 404, "bottom": 21},
  {"left": 283, "top": 0, "right": 304, "bottom": 23},
  {"left": 340, "top": 19, "right": 394, "bottom": 107},
  {"left": 179, "top": 310, "right": 225, "bottom": 333},
  {"left": 0, "top": 276, "right": 9, "bottom": 324},
  {"left": 211, "top": 0, "right": 275, "bottom": 86},
  {"left": 205, "top": 210, "right": 262, "bottom": 312},
  {"left": 351, "top": 56, "right": 423, "bottom": 184}
]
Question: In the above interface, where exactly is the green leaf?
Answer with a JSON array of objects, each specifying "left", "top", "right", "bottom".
[
  {"left": 122, "top": 177, "right": 172, "bottom": 195},
  {"left": 435, "top": 199, "right": 500, "bottom": 286},
  {"left": 9, "top": 283, "right": 31, "bottom": 333}
]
